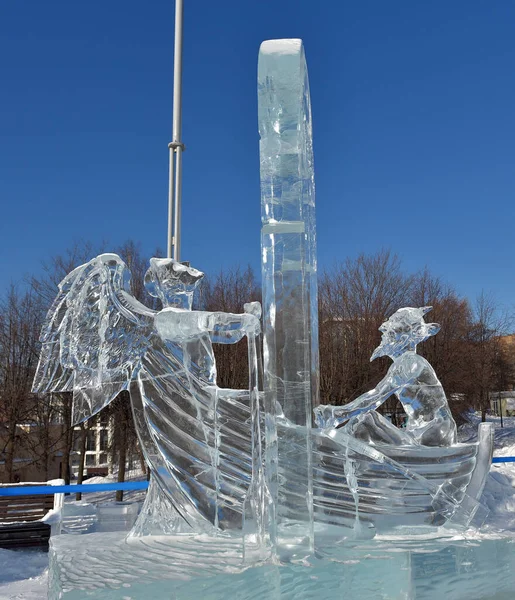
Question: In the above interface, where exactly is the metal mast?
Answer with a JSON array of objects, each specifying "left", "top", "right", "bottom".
[{"left": 167, "top": 0, "right": 185, "bottom": 260}]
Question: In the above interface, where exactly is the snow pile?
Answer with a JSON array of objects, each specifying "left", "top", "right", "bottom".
[
  {"left": 0, "top": 549, "right": 48, "bottom": 600},
  {"left": 482, "top": 468, "right": 515, "bottom": 531},
  {"left": 459, "top": 412, "right": 515, "bottom": 532}
]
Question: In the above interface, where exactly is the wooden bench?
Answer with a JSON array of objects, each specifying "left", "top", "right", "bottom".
[
  {"left": 86, "top": 466, "right": 109, "bottom": 478},
  {"left": 0, "top": 481, "right": 64, "bottom": 551},
  {"left": 0, "top": 521, "right": 51, "bottom": 550}
]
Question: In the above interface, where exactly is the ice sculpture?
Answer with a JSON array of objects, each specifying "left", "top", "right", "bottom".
[
  {"left": 258, "top": 38, "right": 318, "bottom": 555},
  {"left": 315, "top": 307, "right": 458, "bottom": 446},
  {"left": 314, "top": 306, "right": 494, "bottom": 531},
  {"left": 33, "top": 39, "right": 494, "bottom": 574},
  {"left": 33, "top": 255, "right": 265, "bottom": 534}
]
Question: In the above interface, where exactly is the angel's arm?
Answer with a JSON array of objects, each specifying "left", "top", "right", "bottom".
[{"left": 155, "top": 307, "right": 260, "bottom": 344}]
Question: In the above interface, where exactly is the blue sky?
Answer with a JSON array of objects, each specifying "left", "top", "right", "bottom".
[{"left": 1, "top": 1, "right": 515, "bottom": 309}]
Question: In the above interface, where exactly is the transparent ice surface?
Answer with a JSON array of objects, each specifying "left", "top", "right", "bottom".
[
  {"left": 315, "top": 307, "right": 458, "bottom": 447},
  {"left": 315, "top": 307, "right": 492, "bottom": 531},
  {"left": 33, "top": 39, "right": 495, "bottom": 587},
  {"left": 33, "top": 254, "right": 264, "bottom": 537},
  {"left": 33, "top": 254, "right": 155, "bottom": 423},
  {"left": 258, "top": 38, "right": 319, "bottom": 557},
  {"left": 33, "top": 253, "right": 491, "bottom": 557},
  {"left": 49, "top": 530, "right": 515, "bottom": 600}
]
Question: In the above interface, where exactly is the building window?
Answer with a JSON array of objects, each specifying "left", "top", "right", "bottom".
[
  {"left": 86, "top": 431, "right": 96, "bottom": 452},
  {"left": 86, "top": 454, "right": 97, "bottom": 466},
  {"left": 99, "top": 430, "right": 109, "bottom": 452}
]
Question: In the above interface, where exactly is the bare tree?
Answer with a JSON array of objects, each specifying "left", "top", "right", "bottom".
[
  {"left": 0, "top": 287, "right": 43, "bottom": 481},
  {"left": 317, "top": 255, "right": 515, "bottom": 427},
  {"left": 75, "top": 422, "right": 89, "bottom": 501},
  {"left": 409, "top": 268, "right": 475, "bottom": 421},
  {"left": 115, "top": 239, "right": 162, "bottom": 309},
  {"left": 30, "top": 239, "right": 104, "bottom": 308},
  {"left": 319, "top": 250, "right": 414, "bottom": 406},
  {"left": 106, "top": 393, "right": 136, "bottom": 502},
  {"left": 469, "top": 292, "right": 513, "bottom": 421}
]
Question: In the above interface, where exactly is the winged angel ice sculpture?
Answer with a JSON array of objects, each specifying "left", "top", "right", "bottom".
[
  {"left": 33, "top": 39, "right": 494, "bottom": 560},
  {"left": 33, "top": 254, "right": 264, "bottom": 533}
]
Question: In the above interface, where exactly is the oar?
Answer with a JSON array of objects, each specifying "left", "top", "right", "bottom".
[{"left": 242, "top": 302, "right": 272, "bottom": 560}]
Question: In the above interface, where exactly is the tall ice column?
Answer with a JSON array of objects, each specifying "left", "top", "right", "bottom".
[{"left": 258, "top": 39, "right": 319, "bottom": 557}]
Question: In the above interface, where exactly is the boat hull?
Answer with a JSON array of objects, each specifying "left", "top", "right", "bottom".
[{"left": 131, "top": 345, "right": 494, "bottom": 535}]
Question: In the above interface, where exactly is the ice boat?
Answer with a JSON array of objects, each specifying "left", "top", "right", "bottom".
[{"left": 130, "top": 341, "right": 494, "bottom": 535}]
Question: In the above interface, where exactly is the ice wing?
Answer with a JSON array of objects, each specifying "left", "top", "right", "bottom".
[
  {"left": 33, "top": 253, "right": 155, "bottom": 423},
  {"left": 32, "top": 264, "right": 82, "bottom": 396}
]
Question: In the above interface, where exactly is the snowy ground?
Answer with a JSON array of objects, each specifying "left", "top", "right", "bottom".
[
  {"left": 2, "top": 415, "right": 515, "bottom": 599},
  {"left": 459, "top": 414, "right": 515, "bottom": 534},
  {"left": 0, "top": 549, "right": 48, "bottom": 600}
]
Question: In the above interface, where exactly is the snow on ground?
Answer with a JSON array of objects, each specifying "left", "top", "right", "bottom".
[
  {"left": 460, "top": 413, "right": 515, "bottom": 533},
  {"left": 0, "top": 549, "right": 48, "bottom": 600},
  {"left": 3, "top": 415, "right": 515, "bottom": 599}
]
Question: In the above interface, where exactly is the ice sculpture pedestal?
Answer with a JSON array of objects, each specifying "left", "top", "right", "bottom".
[{"left": 49, "top": 530, "right": 515, "bottom": 600}]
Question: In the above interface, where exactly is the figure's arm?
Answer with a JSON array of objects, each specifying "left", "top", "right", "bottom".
[
  {"left": 314, "top": 368, "right": 404, "bottom": 428},
  {"left": 205, "top": 310, "right": 260, "bottom": 344},
  {"left": 155, "top": 307, "right": 260, "bottom": 344}
]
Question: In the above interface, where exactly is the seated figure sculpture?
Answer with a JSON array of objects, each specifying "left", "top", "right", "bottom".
[{"left": 315, "top": 307, "right": 457, "bottom": 447}]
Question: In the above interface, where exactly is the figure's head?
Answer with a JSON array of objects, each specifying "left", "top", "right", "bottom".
[
  {"left": 144, "top": 258, "right": 204, "bottom": 309},
  {"left": 371, "top": 306, "right": 440, "bottom": 361}
]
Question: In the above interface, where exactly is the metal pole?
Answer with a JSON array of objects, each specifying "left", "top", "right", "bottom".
[
  {"left": 167, "top": 145, "right": 175, "bottom": 258},
  {"left": 167, "top": 0, "right": 185, "bottom": 260},
  {"left": 173, "top": 146, "right": 183, "bottom": 261},
  {"left": 172, "top": 0, "right": 184, "bottom": 148}
]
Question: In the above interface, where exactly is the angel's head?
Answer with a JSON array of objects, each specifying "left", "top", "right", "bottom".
[
  {"left": 370, "top": 306, "right": 440, "bottom": 361},
  {"left": 145, "top": 258, "right": 204, "bottom": 309}
]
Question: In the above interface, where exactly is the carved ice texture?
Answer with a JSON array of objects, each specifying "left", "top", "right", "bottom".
[
  {"left": 33, "top": 41, "right": 496, "bottom": 588},
  {"left": 314, "top": 307, "right": 494, "bottom": 531},
  {"left": 33, "top": 254, "right": 265, "bottom": 539},
  {"left": 315, "top": 307, "right": 457, "bottom": 446},
  {"left": 258, "top": 39, "right": 319, "bottom": 556}
]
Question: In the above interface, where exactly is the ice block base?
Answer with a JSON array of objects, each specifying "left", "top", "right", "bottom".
[{"left": 48, "top": 529, "right": 515, "bottom": 599}]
